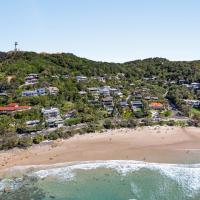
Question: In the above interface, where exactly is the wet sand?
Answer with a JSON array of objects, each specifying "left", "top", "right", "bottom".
[{"left": 1, "top": 126, "right": 200, "bottom": 172}]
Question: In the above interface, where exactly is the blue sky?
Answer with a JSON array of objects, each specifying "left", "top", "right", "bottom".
[{"left": 0, "top": 0, "right": 200, "bottom": 62}]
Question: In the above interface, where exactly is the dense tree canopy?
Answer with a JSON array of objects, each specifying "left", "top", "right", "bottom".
[{"left": 0, "top": 51, "right": 200, "bottom": 149}]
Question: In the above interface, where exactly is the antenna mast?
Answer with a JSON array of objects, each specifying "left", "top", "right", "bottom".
[{"left": 14, "top": 42, "right": 18, "bottom": 51}]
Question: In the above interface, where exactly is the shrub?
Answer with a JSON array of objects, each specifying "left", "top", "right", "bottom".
[
  {"left": 119, "top": 120, "right": 128, "bottom": 128},
  {"left": 65, "top": 118, "right": 81, "bottom": 126},
  {"left": 18, "top": 136, "right": 33, "bottom": 148},
  {"left": 163, "top": 110, "right": 172, "bottom": 117},
  {"left": 141, "top": 119, "right": 153, "bottom": 126},
  {"left": 158, "top": 121, "right": 166, "bottom": 126},
  {"left": 134, "top": 110, "right": 144, "bottom": 118},
  {"left": 103, "top": 119, "right": 113, "bottom": 129},
  {"left": 78, "top": 128, "right": 87, "bottom": 135},
  {"left": 167, "top": 120, "right": 176, "bottom": 126},
  {"left": 81, "top": 114, "right": 94, "bottom": 123},
  {"left": 0, "top": 136, "right": 19, "bottom": 150},
  {"left": 33, "top": 134, "right": 44, "bottom": 144},
  {"left": 127, "top": 119, "right": 138, "bottom": 128},
  {"left": 48, "top": 131, "right": 59, "bottom": 140},
  {"left": 58, "top": 131, "right": 71, "bottom": 139},
  {"left": 86, "top": 123, "right": 97, "bottom": 133}
]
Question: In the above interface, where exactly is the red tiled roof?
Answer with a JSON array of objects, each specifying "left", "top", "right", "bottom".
[
  {"left": 150, "top": 102, "right": 163, "bottom": 107},
  {"left": 8, "top": 103, "right": 18, "bottom": 107},
  {"left": 0, "top": 103, "right": 31, "bottom": 111}
]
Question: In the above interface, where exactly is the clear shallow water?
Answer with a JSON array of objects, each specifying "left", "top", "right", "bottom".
[{"left": 0, "top": 160, "right": 200, "bottom": 200}]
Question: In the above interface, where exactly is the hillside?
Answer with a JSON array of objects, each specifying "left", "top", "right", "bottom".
[
  {"left": 0, "top": 51, "right": 200, "bottom": 149},
  {"left": 1, "top": 52, "right": 200, "bottom": 80}
]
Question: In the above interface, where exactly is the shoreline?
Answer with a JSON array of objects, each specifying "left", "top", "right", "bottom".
[
  {"left": 1, "top": 126, "right": 200, "bottom": 173},
  {"left": 1, "top": 159, "right": 200, "bottom": 183},
  {"left": 2, "top": 159, "right": 200, "bottom": 179}
]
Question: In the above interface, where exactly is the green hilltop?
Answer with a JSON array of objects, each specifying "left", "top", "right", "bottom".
[{"left": 0, "top": 51, "right": 200, "bottom": 149}]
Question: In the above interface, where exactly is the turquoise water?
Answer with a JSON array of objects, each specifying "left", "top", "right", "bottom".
[{"left": 0, "top": 161, "right": 200, "bottom": 200}]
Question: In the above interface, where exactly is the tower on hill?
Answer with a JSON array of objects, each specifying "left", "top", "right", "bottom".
[{"left": 14, "top": 42, "right": 18, "bottom": 51}]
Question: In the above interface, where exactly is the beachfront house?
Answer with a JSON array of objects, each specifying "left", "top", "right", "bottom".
[
  {"left": 110, "top": 88, "right": 123, "bottom": 97},
  {"left": 97, "top": 76, "right": 106, "bottom": 82},
  {"left": 99, "top": 86, "right": 110, "bottom": 96},
  {"left": 22, "top": 90, "right": 37, "bottom": 97},
  {"left": 88, "top": 87, "right": 100, "bottom": 97},
  {"left": 51, "top": 75, "right": 59, "bottom": 79},
  {"left": 144, "top": 96, "right": 151, "bottom": 100},
  {"left": 42, "top": 107, "right": 60, "bottom": 119},
  {"left": 184, "top": 100, "right": 200, "bottom": 108},
  {"left": 0, "top": 91, "right": 8, "bottom": 97},
  {"left": 37, "top": 88, "right": 46, "bottom": 95},
  {"left": 26, "top": 120, "right": 40, "bottom": 127},
  {"left": 25, "top": 74, "right": 39, "bottom": 85},
  {"left": 151, "top": 111, "right": 160, "bottom": 119},
  {"left": 62, "top": 74, "right": 70, "bottom": 79},
  {"left": 102, "top": 96, "right": 114, "bottom": 114},
  {"left": 64, "top": 110, "right": 77, "bottom": 120},
  {"left": 0, "top": 103, "right": 32, "bottom": 114},
  {"left": 132, "top": 91, "right": 142, "bottom": 100},
  {"left": 102, "top": 96, "right": 113, "bottom": 106},
  {"left": 22, "top": 88, "right": 46, "bottom": 97},
  {"left": 131, "top": 101, "right": 143, "bottom": 111},
  {"left": 48, "top": 87, "right": 59, "bottom": 95},
  {"left": 46, "top": 118, "right": 64, "bottom": 128},
  {"left": 79, "top": 91, "right": 87, "bottom": 95},
  {"left": 191, "top": 82, "right": 200, "bottom": 90},
  {"left": 76, "top": 75, "right": 87, "bottom": 82},
  {"left": 119, "top": 101, "right": 129, "bottom": 108},
  {"left": 149, "top": 102, "right": 164, "bottom": 110},
  {"left": 144, "top": 76, "right": 157, "bottom": 81},
  {"left": 151, "top": 97, "right": 159, "bottom": 101},
  {"left": 41, "top": 107, "right": 64, "bottom": 128},
  {"left": 134, "top": 94, "right": 142, "bottom": 100},
  {"left": 178, "top": 79, "right": 187, "bottom": 85}
]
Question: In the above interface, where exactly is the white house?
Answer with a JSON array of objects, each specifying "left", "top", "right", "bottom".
[
  {"left": 25, "top": 74, "right": 39, "bottom": 85},
  {"left": 41, "top": 107, "right": 64, "bottom": 128},
  {"left": 42, "top": 107, "right": 60, "bottom": 119},
  {"left": 184, "top": 100, "right": 200, "bottom": 108},
  {"left": 76, "top": 76, "right": 87, "bottom": 82},
  {"left": 48, "top": 87, "right": 59, "bottom": 95}
]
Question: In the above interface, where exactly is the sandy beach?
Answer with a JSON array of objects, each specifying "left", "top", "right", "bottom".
[{"left": 1, "top": 126, "right": 200, "bottom": 172}]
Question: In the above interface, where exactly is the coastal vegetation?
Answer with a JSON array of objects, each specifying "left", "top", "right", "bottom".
[{"left": 0, "top": 51, "right": 200, "bottom": 149}]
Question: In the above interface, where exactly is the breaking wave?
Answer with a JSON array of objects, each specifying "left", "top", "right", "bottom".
[{"left": 1, "top": 160, "right": 200, "bottom": 197}]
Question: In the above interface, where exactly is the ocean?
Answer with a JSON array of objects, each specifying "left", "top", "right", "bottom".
[{"left": 0, "top": 160, "right": 200, "bottom": 200}]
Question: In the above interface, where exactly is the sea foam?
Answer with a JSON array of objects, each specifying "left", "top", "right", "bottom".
[
  {"left": 1, "top": 160, "right": 200, "bottom": 196},
  {"left": 0, "top": 178, "right": 22, "bottom": 194},
  {"left": 33, "top": 160, "right": 200, "bottom": 194}
]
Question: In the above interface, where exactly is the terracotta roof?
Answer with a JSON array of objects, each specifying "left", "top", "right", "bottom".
[
  {"left": 0, "top": 103, "right": 31, "bottom": 111},
  {"left": 8, "top": 103, "right": 18, "bottom": 107},
  {"left": 150, "top": 102, "right": 163, "bottom": 107}
]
